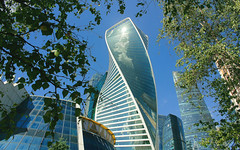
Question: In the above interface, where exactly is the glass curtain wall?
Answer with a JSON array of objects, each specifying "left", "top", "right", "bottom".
[
  {"left": 0, "top": 95, "right": 78, "bottom": 150},
  {"left": 95, "top": 18, "right": 157, "bottom": 150},
  {"left": 85, "top": 73, "right": 107, "bottom": 120},
  {"left": 173, "top": 71, "right": 213, "bottom": 150},
  {"left": 158, "top": 114, "right": 186, "bottom": 150}
]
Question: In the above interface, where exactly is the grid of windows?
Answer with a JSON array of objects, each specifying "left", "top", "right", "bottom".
[
  {"left": 173, "top": 72, "right": 213, "bottom": 150},
  {"left": 158, "top": 114, "right": 186, "bottom": 150},
  {"left": 95, "top": 18, "right": 157, "bottom": 150},
  {"left": 85, "top": 73, "right": 107, "bottom": 120},
  {"left": 0, "top": 96, "right": 78, "bottom": 150}
]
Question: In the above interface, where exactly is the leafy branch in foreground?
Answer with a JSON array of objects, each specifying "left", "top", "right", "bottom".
[
  {"left": 158, "top": 0, "right": 240, "bottom": 149},
  {"left": 48, "top": 138, "right": 69, "bottom": 150}
]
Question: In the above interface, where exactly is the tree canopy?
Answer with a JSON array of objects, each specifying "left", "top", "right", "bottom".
[{"left": 158, "top": 0, "right": 240, "bottom": 149}]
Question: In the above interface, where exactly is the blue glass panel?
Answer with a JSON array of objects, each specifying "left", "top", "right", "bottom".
[
  {"left": 27, "top": 101, "right": 34, "bottom": 109},
  {"left": 33, "top": 101, "right": 39, "bottom": 106},
  {"left": 36, "top": 97, "right": 42, "bottom": 100},
  {"left": 29, "top": 144, "right": 40, "bottom": 150},
  {"left": 22, "top": 136, "right": 33, "bottom": 143},
  {"left": 65, "top": 115, "right": 70, "bottom": 121},
  {"left": 70, "top": 143, "right": 78, "bottom": 150},
  {"left": 17, "top": 143, "right": 30, "bottom": 150},
  {"left": 16, "top": 120, "right": 25, "bottom": 128},
  {"left": 11, "top": 135, "right": 23, "bottom": 142},
  {"left": 70, "top": 129, "right": 77, "bottom": 136},
  {"left": 32, "top": 137, "right": 42, "bottom": 145},
  {"left": 57, "top": 120, "right": 63, "bottom": 126},
  {"left": 55, "top": 126, "right": 62, "bottom": 133},
  {"left": 31, "top": 110, "right": 39, "bottom": 115},
  {"left": 22, "top": 120, "right": 32, "bottom": 128},
  {"left": 40, "top": 146, "right": 48, "bottom": 150},
  {"left": 35, "top": 130, "right": 45, "bottom": 137},
  {"left": 41, "top": 138, "right": 51, "bottom": 146},
  {"left": 0, "top": 142, "right": 8, "bottom": 149},
  {"left": 35, "top": 116, "right": 43, "bottom": 122},
  {"left": 63, "top": 127, "right": 70, "bottom": 135},
  {"left": 71, "top": 122, "right": 77, "bottom": 129},
  {"left": 66, "top": 110, "right": 71, "bottom": 115},
  {"left": 70, "top": 136, "right": 78, "bottom": 143},
  {"left": 38, "top": 123, "right": 48, "bottom": 130},
  {"left": 64, "top": 121, "right": 70, "bottom": 128},
  {"left": 83, "top": 131, "right": 114, "bottom": 150},
  {"left": 29, "top": 115, "right": 36, "bottom": 121},
  {"left": 26, "top": 129, "right": 36, "bottom": 136},
  {"left": 35, "top": 105, "right": 42, "bottom": 110},
  {"left": 38, "top": 101, "right": 44, "bottom": 105},
  {"left": 30, "top": 122, "right": 39, "bottom": 129},
  {"left": 5, "top": 143, "right": 18, "bottom": 149}
]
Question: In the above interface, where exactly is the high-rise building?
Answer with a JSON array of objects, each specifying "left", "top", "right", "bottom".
[
  {"left": 158, "top": 114, "right": 186, "bottom": 150},
  {"left": 0, "top": 95, "right": 116, "bottom": 150},
  {"left": 94, "top": 18, "right": 158, "bottom": 150},
  {"left": 0, "top": 79, "right": 115, "bottom": 150},
  {"left": 0, "top": 95, "right": 79, "bottom": 150},
  {"left": 85, "top": 73, "right": 107, "bottom": 120},
  {"left": 173, "top": 71, "right": 213, "bottom": 150}
]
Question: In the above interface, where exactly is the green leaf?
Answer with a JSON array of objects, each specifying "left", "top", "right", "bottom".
[
  {"left": 55, "top": 30, "right": 63, "bottom": 40},
  {"left": 43, "top": 111, "right": 51, "bottom": 123},
  {"left": 62, "top": 89, "right": 68, "bottom": 98},
  {"left": 75, "top": 108, "right": 81, "bottom": 117},
  {"left": 47, "top": 141, "right": 53, "bottom": 147},
  {"left": 42, "top": 82, "right": 49, "bottom": 89},
  {"left": 58, "top": 113, "right": 63, "bottom": 120},
  {"left": 17, "top": 84, "right": 24, "bottom": 89}
]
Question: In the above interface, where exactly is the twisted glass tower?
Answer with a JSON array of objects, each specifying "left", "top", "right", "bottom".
[{"left": 95, "top": 18, "right": 157, "bottom": 150}]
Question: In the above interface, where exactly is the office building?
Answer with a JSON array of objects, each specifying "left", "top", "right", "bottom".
[
  {"left": 0, "top": 81, "right": 115, "bottom": 150},
  {"left": 158, "top": 114, "right": 186, "bottom": 150},
  {"left": 94, "top": 18, "right": 158, "bottom": 150},
  {"left": 85, "top": 73, "right": 107, "bottom": 120},
  {"left": 173, "top": 71, "right": 213, "bottom": 150},
  {"left": 0, "top": 95, "right": 79, "bottom": 150}
]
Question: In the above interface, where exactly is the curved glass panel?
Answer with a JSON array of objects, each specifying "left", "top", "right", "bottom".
[
  {"left": 106, "top": 18, "right": 157, "bottom": 146},
  {"left": 95, "top": 18, "right": 157, "bottom": 150}
]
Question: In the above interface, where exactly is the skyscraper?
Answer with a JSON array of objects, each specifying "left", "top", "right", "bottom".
[
  {"left": 85, "top": 73, "right": 107, "bottom": 120},
  {"left": 158, "top": 114, "right": 186, "bottom": 150},
  {"left": 94, "top": 18, "right": 158, "bottom": 150},
  {"left": 173, "top": 71, "right": 213, "bottom": 150}
]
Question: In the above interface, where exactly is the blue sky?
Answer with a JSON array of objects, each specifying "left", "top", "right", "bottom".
[{"left": 21, "top": 1, "right": 218, "bottom": 120}]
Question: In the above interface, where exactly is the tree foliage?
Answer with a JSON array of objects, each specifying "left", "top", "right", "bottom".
[
  {"left": 158, "top": 0, "right": 240, "bottom": 149},
  {"left": 48, "top": 138, "right": 69, "bottom": 150},
  {"left": 0, "top": 0, "right": 147, "bottom": 144}
]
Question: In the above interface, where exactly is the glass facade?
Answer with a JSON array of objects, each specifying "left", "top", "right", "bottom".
[
  {"left": 83, "top": 130, "right": 114, "bottom": 150},
  {"left": 0, "top": 95, "right": 78, "bottom": 150},
  {"left": 173, "top": 72, "right": 213, "bottom": 150},
  {"left": 85, "top": 73, "right": 107, "bottom": 120},
  {"left": 95, "top": 18, "right": 157, "bottom": 150},
  {"left": 81, "top": 116, "right": 115, "bottom": 150},
  {"left": 158, "top": 114, "right": 186, "bottom": 150}
]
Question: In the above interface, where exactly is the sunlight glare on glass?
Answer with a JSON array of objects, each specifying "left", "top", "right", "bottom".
[{"left": 121, "top": 27, "right": 127, "bottom": 33}]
